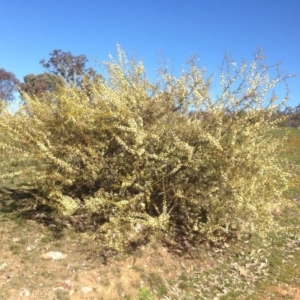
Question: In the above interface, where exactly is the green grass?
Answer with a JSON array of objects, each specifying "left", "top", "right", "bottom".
[{"left": 137, "top": 287, "right": 154, "bottom": 300}]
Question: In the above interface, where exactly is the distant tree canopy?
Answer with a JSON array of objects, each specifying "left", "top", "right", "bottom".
[
  {"left": 19, "top": 73, "right": 65, "bottom": 96},
  {"left": 18, "top": 49, "right": 103, "bottom": 105},
  {"left": 39, "top": 49, "right": 102, "bottom": 86},
  {"left": 0, "top": 68, "right": 20, "bottom": 102}
]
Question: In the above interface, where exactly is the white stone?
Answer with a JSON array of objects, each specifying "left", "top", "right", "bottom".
[
  {"left": 0, "top": 262, "right": 7, "bottom": 270},
  {"left": 81, "top": 286, "right": 93, "bottom": 294},
  {"left": 19, "top": 289, "right": 30, "bottom": 297},
  {"left": 41, "top": 251, "right": 67, "bottom": 260}
]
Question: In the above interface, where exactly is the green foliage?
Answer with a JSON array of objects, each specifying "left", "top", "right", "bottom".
[
  {"left": 19, "top": 72, "right": 65, "bottom": 97},
  {"left": 0, "top": 46, "right": 292, "bottom": 252},
  {"left": 137, "top": 286, "right": 154, "bottom": 300},
  {"left": 40, "top": 49, "right": 102, "bottom": 86},
  {"left": 0, "top": 68, "right": 19, "bottom": 102}
]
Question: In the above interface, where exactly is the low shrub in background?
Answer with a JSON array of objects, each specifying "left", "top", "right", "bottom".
[{"left": 0, "top": 46, "right": 292, "bottom": 252}]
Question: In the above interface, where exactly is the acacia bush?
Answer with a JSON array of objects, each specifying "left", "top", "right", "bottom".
[{"left": 0, "top": 47, "right": 291, "bottom": 251}]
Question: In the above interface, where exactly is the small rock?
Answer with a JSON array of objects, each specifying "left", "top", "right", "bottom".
[
  {"left": 0, "top": 262, "right": 7, "bottom": 270},
  {"left": 26, "top": 246, "right": 35, "bottom": 252},
  {"left": 19, "top": 289, "right": 30, "bottom": 297},
  {"left": 81, "top": 286, "right": 93, "bottom": 294},
  {"left": 41, "top": 251, "right": 67, "bottom": 260}
]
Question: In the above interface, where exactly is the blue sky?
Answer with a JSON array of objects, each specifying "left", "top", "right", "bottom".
[{"left": 0, "top": 0, "right": 299, "bottom": 107}]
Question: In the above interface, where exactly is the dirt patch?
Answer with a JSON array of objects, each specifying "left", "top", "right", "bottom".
[{"left": 0, "top": 209, "right": 204, "bottom": 300}]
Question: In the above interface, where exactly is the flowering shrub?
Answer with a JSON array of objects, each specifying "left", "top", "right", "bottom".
[{"left": 0, "top": 47, "right": 291, "bottom": 251}]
